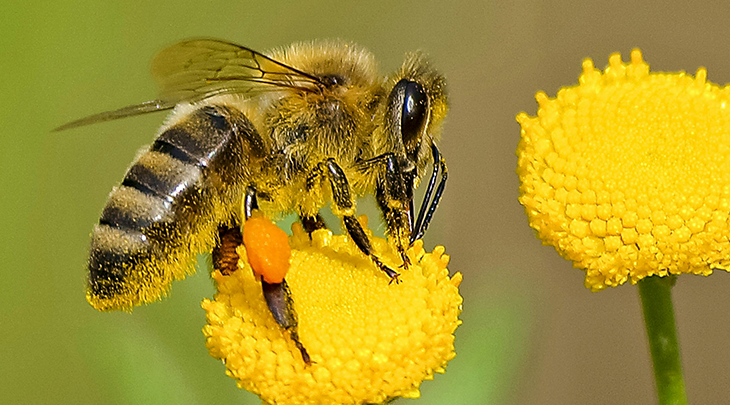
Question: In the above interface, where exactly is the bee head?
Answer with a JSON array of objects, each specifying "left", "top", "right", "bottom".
[{"left": 385, "top": 52, "right": 448, "bottom": 186}]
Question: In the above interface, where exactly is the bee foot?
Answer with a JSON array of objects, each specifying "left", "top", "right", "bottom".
[
  {"left": 399, "top": 251, "right": 412, "bottom": 269},
  {"left": 289, "top": 329, "right": 312, "bottom": 365},
  {"left": 372, "top": 256, "right": 401, "bottom": 283}
]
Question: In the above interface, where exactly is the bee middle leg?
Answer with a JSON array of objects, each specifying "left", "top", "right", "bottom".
[
  {"left": 300, "top": 213, "right": 327, "bottom": 235},
  {"left": 314, "top": 158, "right": 401, "bottom": 283}
]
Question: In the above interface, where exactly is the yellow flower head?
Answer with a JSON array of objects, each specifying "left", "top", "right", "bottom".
[
  {"left": 202, "top": 218, "right": 462, "bottom": 405},
  {"left": 517, "top": 49, "right": 730, "bottom": 291}
]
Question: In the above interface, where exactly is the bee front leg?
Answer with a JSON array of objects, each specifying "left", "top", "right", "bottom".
[
  {"left": 374, "top": 154, "right": 413, "bottom": 269},
  {"left": 315, "top": 158, "right": 401, "bottom": 283}
]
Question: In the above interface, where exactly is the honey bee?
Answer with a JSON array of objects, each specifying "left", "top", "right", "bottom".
[{"left": 58, "top": 39, "right": 448, "bottom": 361}]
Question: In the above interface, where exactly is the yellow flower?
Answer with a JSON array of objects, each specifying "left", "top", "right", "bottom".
[
  {"left": 517, "top": 49, "right": 730, "bottom": 291},
  {"left": 202, "top": 218, "right": 463, "bottom": 405}
]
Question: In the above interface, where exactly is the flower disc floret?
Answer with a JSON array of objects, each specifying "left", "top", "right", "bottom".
[
  {"left": 202, "top": 219, "right": 462, "bottom": 404},
  {"left": 517, "top": 49, "right": 730, "bottom": 291}
]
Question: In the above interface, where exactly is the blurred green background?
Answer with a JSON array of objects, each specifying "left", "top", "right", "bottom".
[{"left": 5, "top": 0, "right": 730, "bottom": 404}]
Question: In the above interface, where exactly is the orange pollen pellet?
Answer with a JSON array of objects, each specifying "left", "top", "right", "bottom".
[{"left": 242, "top": 212, "right": 291, "bottom": 284}]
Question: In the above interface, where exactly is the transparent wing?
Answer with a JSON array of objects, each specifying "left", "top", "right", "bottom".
[
  {"left": 151, "top": 38, "right": 322, "bottom": 103},
  {"left": 55, "top": 38, "right": 322, "bottom": 131},
  {"left": 53, "top": 100, "right": 174, "bottom": 131}
]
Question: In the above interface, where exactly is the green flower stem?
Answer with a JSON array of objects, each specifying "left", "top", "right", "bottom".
[{"left": 638, "top": 275, "right": 688, "bottom": 405}]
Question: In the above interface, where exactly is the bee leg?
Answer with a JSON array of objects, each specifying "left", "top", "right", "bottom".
[
  {"left": 317, "top": 158, "right": 401, "bottom": 283},
  {"left": 243, "top": 185, "right": 259, "bottom": 219},
  {"left": 212, "top": 225, "right": 243, "bottom": 276},
  {"left": 300, "top": 213, "right": 327, "bottom": 236},
  {"left": 261, "top": 280, "right": 311, "bottom": 364},
  {"left": 243, "top": 185, "right": 310, "bottom": 363},
  {"left": 411, "top": 143, "right": 448, "bottom": 243},
  {"left": 375, "top": 154, "right": 413, "bottom": 269},
  {"left": 343, "top": 216, "right": 401, "bottom": 283}
]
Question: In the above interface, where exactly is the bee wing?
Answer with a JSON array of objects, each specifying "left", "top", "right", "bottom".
[
  {"left": 53, "top": 100, "right": 176, "bottom": 131},
  {"left": 55, "top": 38, "right": 321, "bottom": 131},
  {"left": 151, "top": 38, "right": 321, "bottom": 103}
]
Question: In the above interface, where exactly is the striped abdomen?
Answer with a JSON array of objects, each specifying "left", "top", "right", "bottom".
[{"left": 88, "top": 104, "right": 266, "bottom": 310}]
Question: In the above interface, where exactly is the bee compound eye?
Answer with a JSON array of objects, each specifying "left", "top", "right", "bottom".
[{"left": 400, "top": 80, "right": 429, "bottom": 150}]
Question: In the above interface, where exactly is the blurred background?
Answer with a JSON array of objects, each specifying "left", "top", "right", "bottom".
[{"left": 4, "top": 0, "right": 730, "bottom": 403}]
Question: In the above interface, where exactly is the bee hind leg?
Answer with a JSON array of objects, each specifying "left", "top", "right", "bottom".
[
  {"left": 241, "top": 185, "right": 311, "bottom": 364},
  {"left": 212, "top": 225, "right": 243, "bottom": 276},
  {"left": 210, "top": 185, "right": 258, "bottom": 276},
  {"left": 243, "top": 185, "right": 259, "bottom": 219},
  {"left": 261, "top": 280, "right": 311, "bottom": 364}
]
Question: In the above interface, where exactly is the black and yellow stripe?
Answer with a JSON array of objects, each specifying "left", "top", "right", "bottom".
[{"left": 88, "top": 105, "right": 265, "bottom": 310}]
